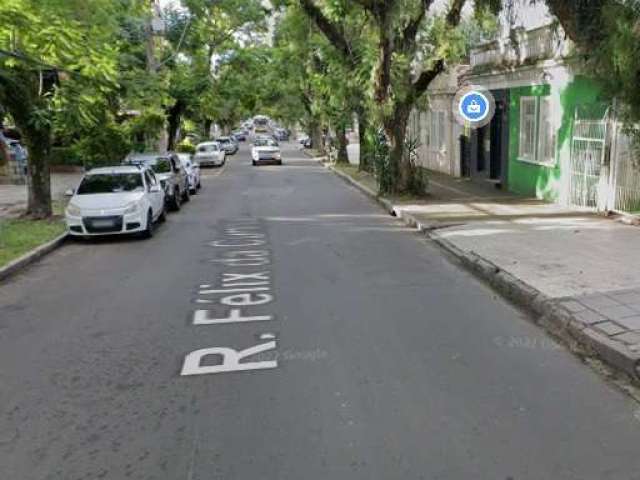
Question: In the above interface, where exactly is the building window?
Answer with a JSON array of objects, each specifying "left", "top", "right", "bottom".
[
  {"left": 518, "top": 95, "right": 556, "bottom": 166},
  {"left": 538, "top": 97, "right": 556, "bottom": 164}
]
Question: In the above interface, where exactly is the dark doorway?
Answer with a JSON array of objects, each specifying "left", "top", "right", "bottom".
[{"left": 465, "top": 89, "right": 509, "bottom": 188}]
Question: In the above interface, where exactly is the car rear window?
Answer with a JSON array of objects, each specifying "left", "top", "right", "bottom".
[
  {"left": 198, "top": 144, "right": 218, "bottom": 152},
  {"left": 147, "top": 158, "right": 172, "bottom": 173},
  {"left": 255, "top": 139, "right": 278, "bottom": 147},
  {"left": 77, "top": 174, "right": 144, "bottom": 194}
]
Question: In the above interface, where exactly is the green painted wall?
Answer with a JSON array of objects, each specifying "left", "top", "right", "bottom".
[
  {"left": 507, "top": 84, "right": 558, "bottom": 200},
  {"left": 507, "top": 76, "right": 604, "bottom": 201}
]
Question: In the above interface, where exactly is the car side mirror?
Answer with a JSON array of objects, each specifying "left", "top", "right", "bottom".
[
  {"left": 64, "top": 188, "right": 74, "bottom": 197},
  {"left": 150, "top": 185, "right": 161, "bottom": 193}
]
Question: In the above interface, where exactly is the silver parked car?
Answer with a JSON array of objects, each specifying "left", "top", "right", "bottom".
[
  {"left": 194, "top": 142, "right": 226, "bottom": 167},
  {"left": 124, "top": 153, "right": 190, "bottom": 211},
  {"left": 177, "top": 153, "right": 201, "bottom": 194}
]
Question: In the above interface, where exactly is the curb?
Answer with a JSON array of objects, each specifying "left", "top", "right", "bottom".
[
  {"left": 0, "top": 233, "right": 68, "bottom": 282},
  {"left": 302, "top": 149, "right": 328, "bottom": 164},
  {"left": 326, "top": 164, "right": 395, "bottom": 214},
  {"left": 326, "top": 166, "right": 640, "bottom": 384}
]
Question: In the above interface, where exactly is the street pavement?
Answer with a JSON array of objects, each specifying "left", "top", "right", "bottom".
[{"left": 1, "top": 142, "right": 640, "bottom": 479}]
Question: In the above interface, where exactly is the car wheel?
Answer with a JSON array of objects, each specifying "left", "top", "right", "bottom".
[
  {"left": 190, "top": 186, "right": 197, "bottom": 195},
  {"left": 197, "top": 180, "right": 201, "bottom": 189},
  {"left": 182, "top": 186, "right": 190, "bottom": 202},
  {"left": 158, "top": 206, "right": 166, "bottom": 223},
  {"left": 252, "top": 160, "right": 257, "bottom": 166},
  {"left": 141, "top": 211, "right": 153, "bottom": 239}
]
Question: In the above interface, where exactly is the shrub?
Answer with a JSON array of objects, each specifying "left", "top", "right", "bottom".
[{"left": 176, "top": 141, "right": 196, "bottom": 154}]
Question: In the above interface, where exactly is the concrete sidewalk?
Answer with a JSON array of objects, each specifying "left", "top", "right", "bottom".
[
  {"left": 330, "top": 164, "right": 640, "bottom": 384},
  {"left": 0, "top": 173, "right": 82, "bottom": 218}
]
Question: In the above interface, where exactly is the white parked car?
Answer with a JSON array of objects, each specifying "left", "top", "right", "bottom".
[
  {"left": 194, "top": 141, "right": 225, "bottom": 167},
  {"left": 251, "top": 137, "right": 282, "bottom": 166},
  {"left": 177, "top": 153, "right": 201, "bottom": 194},
  {"left": 65, "top": 166, "right": 165, "bottom": 239}
]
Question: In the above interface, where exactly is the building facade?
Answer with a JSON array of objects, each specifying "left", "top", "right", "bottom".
[{"left": 409, "top": 0, "right": 640, "bottom": 213}]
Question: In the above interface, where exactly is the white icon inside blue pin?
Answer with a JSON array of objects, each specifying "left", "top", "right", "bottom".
[{"left": 459, "top": 91, "right": 489, "bottom": 122}]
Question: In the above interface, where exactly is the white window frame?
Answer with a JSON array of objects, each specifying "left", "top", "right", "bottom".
[{"left": 518, "top": 95, "right": 556, "bottom": 166}]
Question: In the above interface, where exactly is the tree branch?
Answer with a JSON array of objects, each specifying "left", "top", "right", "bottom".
[
  {"left": 407, "top": 0, "right": 466, "bottom": 103},
  {"left": 445, "top": 0, "right": 466, "bottom": 27},
  {"left": 408, "top": 58, "right": 444, "bottom": 105},
  {"left": 400, "top": 0, "right": 436, "bottom": 52},
  {"left": 298, "top": 0, "right": 352, "bottom": 61}
]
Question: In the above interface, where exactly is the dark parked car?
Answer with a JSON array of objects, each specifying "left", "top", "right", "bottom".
[
  {"left": 123, "top": 152, "right": 189, "bottom": 211},
  {"left": 216, "top": 136, "right": 239, "bottom": 155},
  {"left": 232, "top": 130, "right": 247, "bottom": 142},
  {"left": 274, "top": 129, "right": 290, "bottom": 141}
]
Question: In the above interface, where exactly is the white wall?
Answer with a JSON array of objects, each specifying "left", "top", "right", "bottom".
[{"left": 498, "top": 0, "right": 554, "bottom": 38}]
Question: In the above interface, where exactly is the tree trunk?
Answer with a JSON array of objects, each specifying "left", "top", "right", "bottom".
[
  {"left": 382, "top": 105, "right": 414, "bottom": 194},
  {"left": 335, "top": 123, "right": 349, "bottom": 164},
  {"left": 204, "top": 119, "right": 212, "bottom": 139},
  {"left": 24, "top": 127, "right": 52, "bottom": 218},
  {"left": 355, "top": 106, "right": 372, "bottom": 172},
  {"left": 167, "top": 101, "right": 184, "bottom": 151},
  {"left": 310, "top": 120, "right": 324, "bottom": 155},
  {"left": 1, "top": 73, "right": 53, "bottom": 217}
]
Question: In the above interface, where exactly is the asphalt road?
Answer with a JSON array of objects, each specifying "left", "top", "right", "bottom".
[{"left": 1, "top": 142, "right": 640, "bottom": 480}]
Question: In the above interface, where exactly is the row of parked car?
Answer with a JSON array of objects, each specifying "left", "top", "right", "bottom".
[{"left": 64, "top": 152, "right": 207, "bottom": 240}]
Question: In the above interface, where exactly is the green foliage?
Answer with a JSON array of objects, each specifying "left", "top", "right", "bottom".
[
  {"left": 590, "top": 1, "right": 640, "bottom": 125},
  {"left": 71, "top": 122, "right": 131, "bottom": 169},
  {"left": 176, "top": 141, "right": 196, "bottom": 154}
]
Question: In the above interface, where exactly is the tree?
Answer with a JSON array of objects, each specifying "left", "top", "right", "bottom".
[
  {"left": 176, "top": 0, "right": 268, "bottom": 139},
  {"left": 544, "top": 0, "right": 640, "bottom": 127},
  {"left": 0, "top": 0, "right": 122, "bottom": 217},
  {"left": 298, "top": 0, "right": 480, "bottom": 193}
]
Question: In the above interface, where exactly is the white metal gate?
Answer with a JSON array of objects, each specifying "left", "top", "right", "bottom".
[
  {"left": 568, "top": 108, "right": 609, "bottom": 208},
  {"left": 609, "top": 122, "right": 640, "bottom": 213}
]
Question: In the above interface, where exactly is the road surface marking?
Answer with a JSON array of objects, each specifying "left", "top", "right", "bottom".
[
  {"left": 181, "top": 342, "right": 278, "bottom": 376},
  {"left": 182, "top": 219, "right": 280, "bottom": 376}
]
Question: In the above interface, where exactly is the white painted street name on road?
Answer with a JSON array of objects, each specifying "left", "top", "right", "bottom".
[{"left": 181, "top": 219, "right": 279, "bottom": 376}]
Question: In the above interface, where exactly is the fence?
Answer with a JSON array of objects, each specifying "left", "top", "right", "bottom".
[{"left": 567, "top": 106, "right": 640, "bottom": 213}]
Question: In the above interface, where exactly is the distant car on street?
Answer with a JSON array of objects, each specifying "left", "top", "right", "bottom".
[
  {"left": 194, "top": 141, "right": 226, "bottom": 167},
  {"left": 251, "top": 137, "right": 282, "bottom": 166},
  {"left": 274, "top": 129, "right": 290, "bottom": 141},
  {"left": 65, "top": 165, "right": 165, "bottom": 239},
  {"left": 6, "top": 138, "right": 28, "bottom": 174},
  {"left": 298, "top": 134, "right": 312, "bottom": 148},
  {"left": 123, "top": 153, "right": 189, "bottom": 211},
  {"left": 177, "top": 153, "right": 201, "bottom": 194},
  {"left": 217, "top": 136, "right": 238, "bottom": 155},
  {"left": 232, "top": 130, "right": 247, "bottom": 141}
]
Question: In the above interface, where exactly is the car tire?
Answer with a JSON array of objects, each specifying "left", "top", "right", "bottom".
[
  {"left": 141, "top": 211, "right": 153, "bottom": 239},
  {"left": 197, "top": 180, "right": 201, "bottom": 190},
  {"left": 252, "top": 160, "right": 257, "bottom": 166},
  {"left": 158, "top": 206, "right": 166, "bottom": 223},
  {"left": 182, "top": 186, "right": 190, "bottom": 202},
  {"left": 190, "top": 186, "right": 197, "bottom": 195}
]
